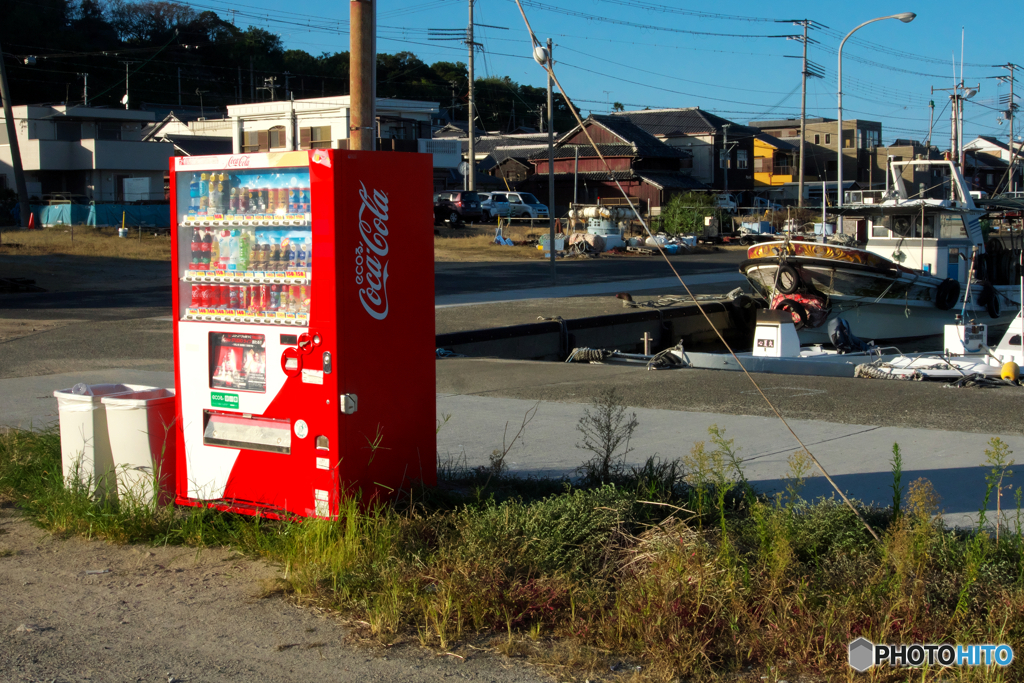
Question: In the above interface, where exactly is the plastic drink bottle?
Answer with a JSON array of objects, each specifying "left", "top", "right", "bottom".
[
  {"left": 228, "top": 229, "right": 240, "bottom": 271},
  {"left": 201, "top": 230, "right": 213, "bottom": 267},
  {"left": 219, "top": 230, "right": 231, "bottom": 269},
  {"left": 209, "top": 232, "right": 219, "bottom": 269},
  {"left": 229, "top": 188, "right": 238, "bottom": 214},
  {"left": 190, "top": 284, "right": 201, "bottom": 307},
  {"left": 296, "top": 239, "right": 306, "bottom": 268},
  {"left": 238, "top": 229, "right": 251, "bottom": 270}
]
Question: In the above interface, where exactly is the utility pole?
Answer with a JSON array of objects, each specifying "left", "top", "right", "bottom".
[
  {"left": 546, "top": 38, "right": 555, "bottom": 284},
  {"left": 237, "top": 66, "right": 242, "bottom": 104},
  {"left": 121, "top": 61, "right": 136, "bottom": 109},
  {"left": 349, "top": 0, "right": 373, "bottom": 150},
  {"left": 79, "top": 72, "right": 88, "bottom": 106},
  {"left": 284, "top": 71, "right": 291, "bottom": 100},
  {"left": 722, "top": 123, "right": 730, "bottom": 196},
  {"left": 177, "top": 67, "right": 181, "bottom": 106},
  {"left": 250, "top": 56, "right": 255, "bottom": 102},
  {"left": 0, "top": 40, "right": 30, "bottom": 228},
  {"left": 466, "top": 0, "right": 476, "bottom": 191},
  {"left": 1000, "top": 63, "right": 1018, "bottom": 193},
  {"left": 798, "top": 20, "right": 808, "bottom": 206}
]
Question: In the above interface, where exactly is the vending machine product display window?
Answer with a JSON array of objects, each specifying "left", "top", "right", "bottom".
[{"left": 170, "top": 150, "right": 437, "bottom": 520}]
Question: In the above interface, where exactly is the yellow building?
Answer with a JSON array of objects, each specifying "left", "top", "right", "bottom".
[{"left": 753, "top": 132, "right": 796, "bottom": 187}]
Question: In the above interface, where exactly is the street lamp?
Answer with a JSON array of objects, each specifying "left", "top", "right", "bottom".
[{"left": 837, "top": 12, "right": 915, "bottom": 215}]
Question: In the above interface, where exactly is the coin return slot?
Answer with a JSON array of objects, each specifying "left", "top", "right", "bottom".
[
  {"left": 315, "top": 435, "right": 329, "bottom": 451},
  {"left": 284, "top": 356, "right": 299, "bottom": 371},
  {"left": 203, "top": 411, "right": 291, "bottom": 454}
]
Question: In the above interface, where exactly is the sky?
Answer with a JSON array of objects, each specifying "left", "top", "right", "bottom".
[{"left": 184, "top": 0, "right": 1022, "bottom": 147}]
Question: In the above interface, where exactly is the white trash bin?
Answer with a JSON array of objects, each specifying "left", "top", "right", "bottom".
[
  {"left": 102, "top": 387, "right": 177, "bottom": 508},
  {"left": 54, "top": 383, "right": 133, "bottom": 500}
]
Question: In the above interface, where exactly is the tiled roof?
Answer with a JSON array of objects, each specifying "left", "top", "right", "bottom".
[
  {"left": 753, "top": 131, "right": 796, "bottom": 151},
  {"left": 527, "top": 143, "right": 647, "bottom": 160},
  {"left": 544, "top": 169, "right": 708, "bottom": 190},
  {"left": 612, "top": 108, "right": 755, "bottom": 137}
]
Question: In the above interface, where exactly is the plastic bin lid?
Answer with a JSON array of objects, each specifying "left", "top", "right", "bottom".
[
  {"left": 101, "top": 387, "right": 175, "bottom": 407},
  {"left": 54, "top": 383, "right": 133, "bottom": 401}
]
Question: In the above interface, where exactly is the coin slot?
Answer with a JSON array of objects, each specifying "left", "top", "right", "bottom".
[{"left": 315, "top": 435, "right": 329, "bottom": 451}]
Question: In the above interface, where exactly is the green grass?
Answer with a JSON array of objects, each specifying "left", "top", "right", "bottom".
[{"left": 2, "top": 423, "right": 1023, "bottom": 682}]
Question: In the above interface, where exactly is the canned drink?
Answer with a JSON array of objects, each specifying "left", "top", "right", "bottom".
[
  {"left": 237, "top": 285, "right": 248, "bottom": 310},
  {"left": 200, "top": 284, "right": 212, "bottom": 308},
  {"left": 191, "top": 284, "right": 201, "bottom": 307},
  {"left": 299, "top": 284, "right": 309, "bottom": 313},
  {"left": 259, "top": 285, "right": 269, "bottom": 312},
  {"left": 269, "top": 284, "right": 279, "bottom": 311},
  {"left": 289, "top": 284, "right": 300, "bottom": 312},
  {"left": 229, "top": 285, "right": 239, "bottom": 310},
  {"left": 217, "top": 284, "right": 228, "bottom": 308}
]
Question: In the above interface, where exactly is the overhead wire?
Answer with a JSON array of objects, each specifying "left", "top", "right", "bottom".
[{"left": 510, "top": 0, "right": 883, "bottom": 542}]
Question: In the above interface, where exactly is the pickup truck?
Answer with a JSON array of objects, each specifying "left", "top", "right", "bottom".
[{"left": 713, "top": 193, "right": 738, "bottom": 214}]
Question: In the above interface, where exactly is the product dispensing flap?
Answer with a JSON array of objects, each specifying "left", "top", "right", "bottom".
[{"left": 203, "top": 411, "right": 291, "bottom": 454}]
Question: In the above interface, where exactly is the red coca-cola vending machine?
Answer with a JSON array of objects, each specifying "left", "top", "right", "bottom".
[{"left": 169, "top": 149, "right": 436, "bottom": 519}]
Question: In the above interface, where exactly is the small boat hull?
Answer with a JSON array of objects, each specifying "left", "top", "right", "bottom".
[{"left": 740, "top": 241, "right": 1019, "bottom": 343}]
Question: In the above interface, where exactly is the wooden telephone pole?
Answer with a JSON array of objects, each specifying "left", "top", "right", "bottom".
[{"left": 0, "top": 41, "right": 30, "bottom": 228}]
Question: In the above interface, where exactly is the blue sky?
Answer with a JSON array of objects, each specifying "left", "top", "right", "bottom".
[{"left": 192, "top": 0, "right": 1022, "bottom": 147}]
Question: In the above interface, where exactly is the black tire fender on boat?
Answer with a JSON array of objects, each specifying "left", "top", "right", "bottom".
[
  {"left": 776, "top": 298, "right": 809, "bottom": 330},
  {"left": 935, "top": 278, "right": 960, "bottom": 311},
  {"left": 776, "top": 264, "right": 800, "bottom": 294},
  {"left": 985, "top": 284, "right": 1001, "bottom": 319}
]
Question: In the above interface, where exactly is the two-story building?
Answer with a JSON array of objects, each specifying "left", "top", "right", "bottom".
[
  {"left": 148, "top": 96, "right": 462, "bottom": 190},
  {"left": 0, "top": 105, "right": 173, "bottom": 201},
  {"left": 611, "top": 108, "right": 755, "bottom": 196}
]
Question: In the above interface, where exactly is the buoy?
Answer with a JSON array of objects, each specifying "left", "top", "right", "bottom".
[{"left": 1001, "top": 362, "right": 1019, "bottom": 381}]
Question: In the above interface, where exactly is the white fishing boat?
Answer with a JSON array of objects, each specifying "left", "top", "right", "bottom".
[{"left": 739, "top": 159, "right": 1020, "bottom": 343}]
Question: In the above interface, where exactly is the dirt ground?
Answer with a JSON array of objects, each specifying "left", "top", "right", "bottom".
[{"left": 0, "top": 509, "right": 557, "bottom": 683}]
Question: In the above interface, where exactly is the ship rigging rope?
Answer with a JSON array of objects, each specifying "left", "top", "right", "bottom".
[{"left": 512, "top": 0, "right": 882, "bottom": 542}]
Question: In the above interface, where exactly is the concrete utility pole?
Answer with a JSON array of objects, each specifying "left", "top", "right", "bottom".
[
  {"left": 466, "top": 0, "right": 476, "bottom": 191},
  {"left": 0, "top": 40, "right": 30, "bottom": 228},
  {"left": 349, "top": 0, "right": 374, "bottom": 151},
  {"left": 1001, "top": 63, "right": 1018, "bottom": 193},
  {"left": 79, "top": 72, "right": 88, "bottom": 106},
  {"left": 121, "top": 61, "right": 136, "bottom": 109},
  {"left": 547, "top": 38, "right": 555, "bottom": 283},
  {"left": 722, "top": 123, "right": 730, "bottom": 195},
  {"left": 798, "top": 19, "right": 808, "bottom": 207}
]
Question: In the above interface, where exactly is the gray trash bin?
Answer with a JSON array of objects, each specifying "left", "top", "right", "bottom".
[
  {"left": 101, "top": 387, "right": 177, "bottom": 508},
  {"left": 54, "top": 383, "right": 134, "bottom": 500}
]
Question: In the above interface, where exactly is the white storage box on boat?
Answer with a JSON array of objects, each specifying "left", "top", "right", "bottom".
[
  {"left": 101, "top": 387, "right": 177, "bottom": 507},
  {"left": 54, "top": 383, "right": 134, "bottom": 499}
]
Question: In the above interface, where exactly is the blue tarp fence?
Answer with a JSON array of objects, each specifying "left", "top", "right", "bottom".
[{"left": 18, "top": 203, "right": 171, "bottom": 229}]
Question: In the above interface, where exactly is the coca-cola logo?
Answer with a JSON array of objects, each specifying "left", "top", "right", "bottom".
[
  {"left": 227, "top": 156, "right": 251, "bottom": 168},
  {"left": 355, "top": 182, "right": 389, "bottom": 320}
]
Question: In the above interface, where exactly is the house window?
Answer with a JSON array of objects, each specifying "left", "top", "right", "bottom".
[
  {"left": 987, "top": 173, "right": 994, "bottom": 185},
  {"left": 824, "top": 133, "right": 832, "bottom": 145},
  {"left": 785, "top": 129, "right": 798, "bottom": 137},
  {"left": 242, "top": 131, "right": 262, "bottom": 153},
  {"left": 871, "top": 221, "right": 889, "bottom": 237},
  {"left": 865, "top": 129, "right": 881, "bottom": 147},
  {"left": 299, "top": 125, "right": 332, "bottom": 150},
  {"left": 813, "top": 134, "right": 821, "bottom": 145},
  {"left": 736, "top": 150, "right": 748, "bottom": 169},
  {"left": 55, "top": 121, "right": 81, "bottom": 141},
  {"left": 97, "top": 123, "right": 122, "bottom": 141},
  {"left": 719, "top": 149, "right": 730, "bottom": 169},
  {"left": 774, "top": 154, "right": 790, "bottom": 172},
  {"left": 268, "top": 125, "right": 286, "bottom": 149},
  {"left": 940, "top": 214, "right": 967, "bottom": 238}
]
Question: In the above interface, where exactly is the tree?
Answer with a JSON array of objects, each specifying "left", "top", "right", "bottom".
[
  {"left": 612, "top": 101, "right": 624, "bottom": 112},
  {"left": 660, "top": 192, "right": 718, "bottom": 235}
]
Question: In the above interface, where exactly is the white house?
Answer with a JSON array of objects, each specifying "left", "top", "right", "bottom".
[{"left": 0, "top": 105, "right": 172, "bottom": 201}]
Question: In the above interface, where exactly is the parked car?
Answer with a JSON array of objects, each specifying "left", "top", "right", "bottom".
[
  {"left": 478, "top": 192, "right": 512, "bottom": 221},
  {"left": 434, "top": 191, "right": 483, "bottom": 225},
  {"left": 504, "top": 192, "right": 549, "bottom": 219},
  {"left": 713, "top": 193, "right": 738, "bottom": 214},
  {"left": 752, "top": 196, "right": 782, "bottom": 211}
]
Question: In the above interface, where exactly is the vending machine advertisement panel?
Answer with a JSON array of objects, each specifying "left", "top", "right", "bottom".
[{"left": 170, "top": 150, "right": 436, "bottom": 519}]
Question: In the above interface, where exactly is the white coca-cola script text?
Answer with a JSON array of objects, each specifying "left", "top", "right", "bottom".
[{"left": 356, "top": 182, "right": 389, "bottom": 320}]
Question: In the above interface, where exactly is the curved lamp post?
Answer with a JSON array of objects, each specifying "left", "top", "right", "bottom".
[{"left": 837, "top": 12, "right": 915, "bottom": 213}]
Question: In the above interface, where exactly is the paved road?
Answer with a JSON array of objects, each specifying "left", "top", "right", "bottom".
[{"left": 434, "top": 249, "right": 745, "bottom": 296}]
